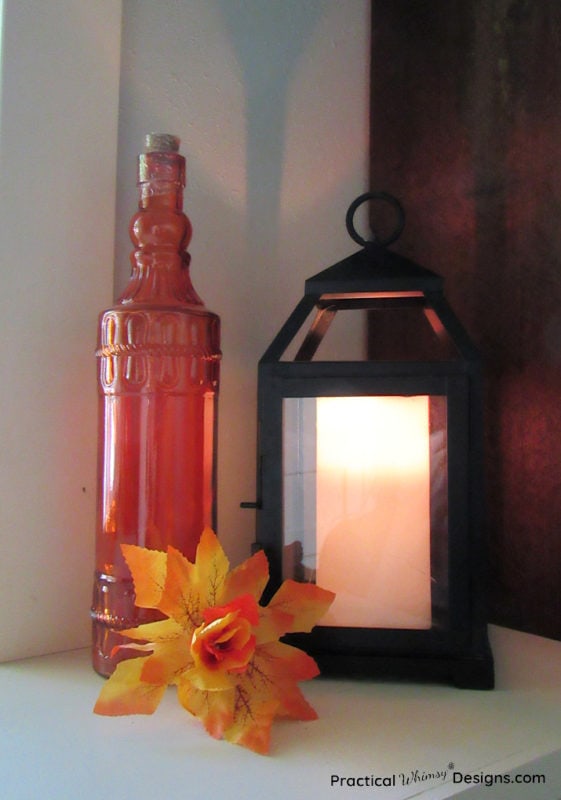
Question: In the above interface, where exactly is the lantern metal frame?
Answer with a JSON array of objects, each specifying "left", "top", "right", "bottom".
[{"left": 246, "top": 194, "right": 494, "bottom": 689}]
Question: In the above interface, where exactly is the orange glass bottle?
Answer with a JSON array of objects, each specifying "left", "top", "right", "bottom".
[{"left": 91, "top": 134, "right": 220, "bottom": 676}]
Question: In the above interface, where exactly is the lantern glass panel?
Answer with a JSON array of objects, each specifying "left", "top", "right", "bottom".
[
  {"left": 368, "top": 306, "right": 460, "bottom": 362},
  {"left": 282, "top": 393, "right": 449, "bottom": 630},
  {"left": 280, "top": 302, "right": 459, "bottom": 363},
  {"left": 281, "top": 307, "right": 368, "bottom": 362}
]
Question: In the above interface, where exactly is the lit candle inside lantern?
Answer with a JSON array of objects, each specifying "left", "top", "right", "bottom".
[{"left": 315, "top": 395, "right": 432, "bottom": 629}]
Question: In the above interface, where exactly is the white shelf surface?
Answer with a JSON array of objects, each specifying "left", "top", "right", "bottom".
[{"left": 2, "top": 625, "right": 561, "bottom": 800}]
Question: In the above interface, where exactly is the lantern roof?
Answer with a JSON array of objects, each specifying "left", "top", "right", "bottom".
[
  {"left": 260, "top": 193, "right": 478, "bottom": 366},
  {"left": 304, "top": 242, "right": 443, "bottom": 296}
]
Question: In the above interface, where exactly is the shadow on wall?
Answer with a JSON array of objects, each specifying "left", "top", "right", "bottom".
[{"left": 216, "top": 0, "right": 329, "bottom": 255}]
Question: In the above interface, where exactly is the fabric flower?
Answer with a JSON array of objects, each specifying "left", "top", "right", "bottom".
[{"left": 93, "top": 528, "right": 335, "bottom": 754}]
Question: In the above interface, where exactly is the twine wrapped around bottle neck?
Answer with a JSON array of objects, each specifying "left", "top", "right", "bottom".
[{"left": 138, "top": 133, "right": 185, "bottom": 185}]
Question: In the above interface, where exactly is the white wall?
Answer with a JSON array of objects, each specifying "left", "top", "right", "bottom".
[
  {"left": 116, "top": 0, "right": 370, "bottom": 566},
  {"left": 0, "top": 0, "right": 369, "bottom": 662},
  {"left": 0, "top": 1, "right": 122, "bottom": 661}
]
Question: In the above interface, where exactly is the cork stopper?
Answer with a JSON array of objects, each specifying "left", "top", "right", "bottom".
[{"left": 144, "top": 133, "right": 180, "bottom": 154}]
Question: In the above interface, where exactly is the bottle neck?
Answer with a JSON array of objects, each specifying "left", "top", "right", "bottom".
[
  {"left": 139, "top": 180, "right": 183, "bottom": 210},
  {"left": 118, "top": 150, "right": 203, "bottom": 307}
]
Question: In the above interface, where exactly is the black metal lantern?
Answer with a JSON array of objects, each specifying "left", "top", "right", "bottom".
[{"left": 245, "top": 193, "right": 494, "bottom": 689}]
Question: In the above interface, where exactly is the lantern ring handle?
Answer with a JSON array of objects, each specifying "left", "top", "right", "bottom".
[{"left": 345, "top": 191, "right": 405, "bottom": 247}]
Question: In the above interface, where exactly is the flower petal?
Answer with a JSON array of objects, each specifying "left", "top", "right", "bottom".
[
  {"left": 184, "top": 661, "right": 237, "bottom": 692},
  {"left": 223, "top": 692, "right": 279, "bottom": 755},
  {"left": 193, "top": 528, "right": 230, "bottom": 608},
  {"left": 203, "top": 594, "right": 259, "bottom": 627},
  {"left": 274, "top": 684, "right": 318, "bottom": 721},
  {"left": 254, "top": 605, "right": 294, "bottom": 645},
  {"left": 121, "top": 544, "right": 167, "bottom": 608},
  {"left": 267, "top": 579, "right": 335, "bottom": 633},
  {"left": 221, "top": 549, "right": 269, "bottom": 605},
  {"left": 177, "top": 681, "right": 235, "bottom": 740},
  {"left": 254, "top": 640, "right": 320, "bottom": 684},
  {"left": 93, "top": 657, "right": 166, "bottom": 716},
  {"left": 140, "top": 637, "right": 192, "bottom": 685},
  {"left": 247, "top": 642, "right": 320, "bottom": 722},
  {"left": 119, "top": 618, "right": 184, "bottom": 642},
  {"left": 157, "top": 546, "right": 201, "bottom": 630}
]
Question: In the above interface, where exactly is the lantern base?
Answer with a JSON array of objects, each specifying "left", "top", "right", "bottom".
[{"left": 294, "top": 643, "right": 495, "bottom": 690}]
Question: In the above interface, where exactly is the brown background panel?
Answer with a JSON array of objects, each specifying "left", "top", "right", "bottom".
[{"left": 370, "top": 0, "right": 561, "bottom": 639}]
